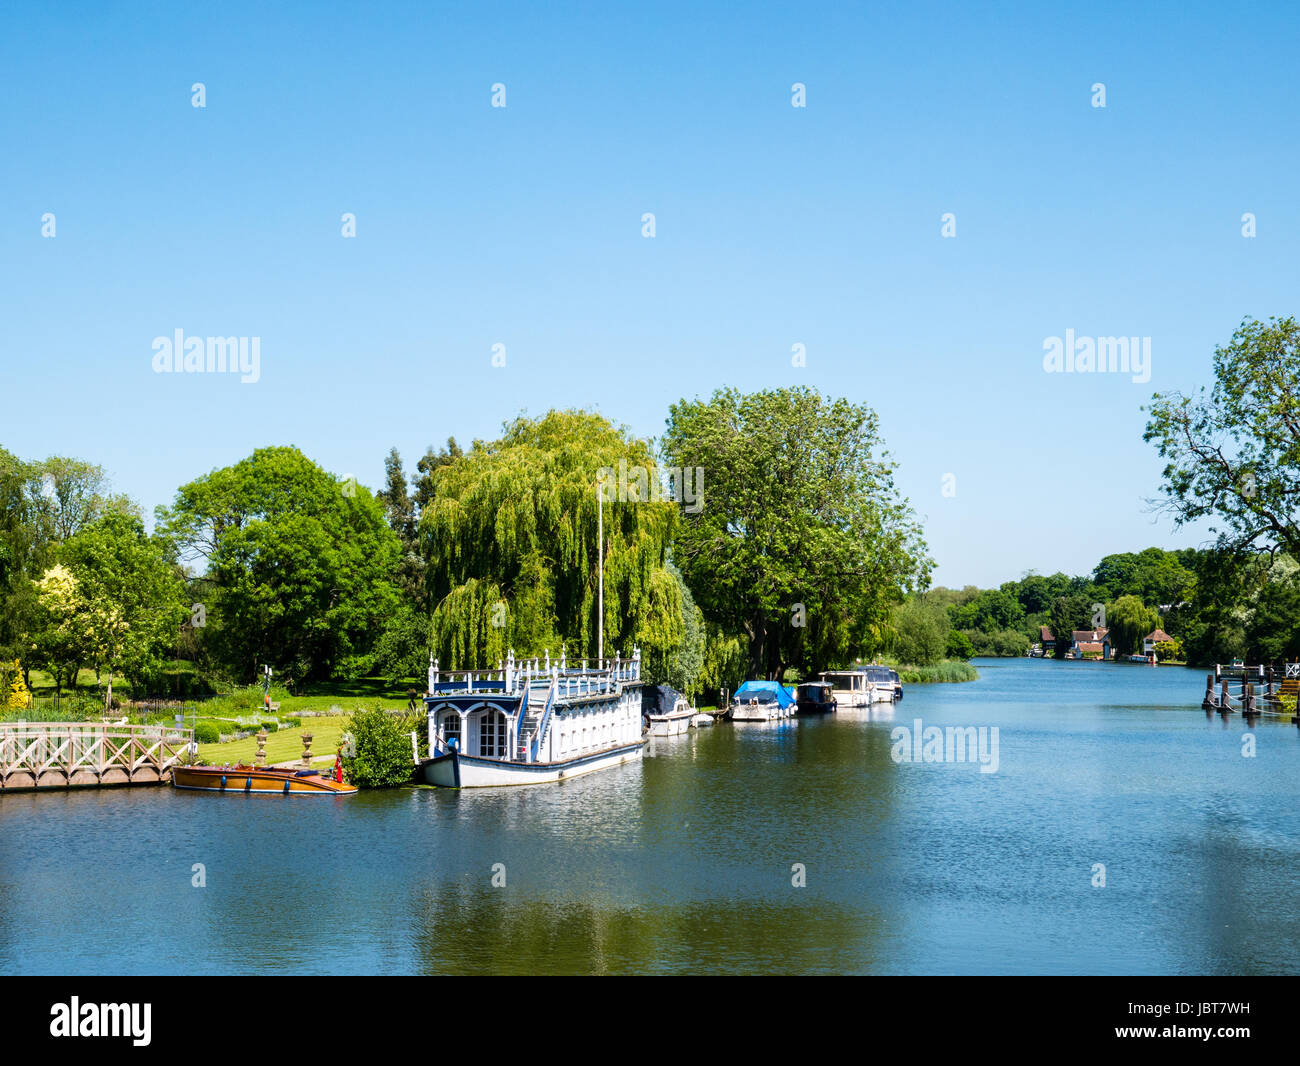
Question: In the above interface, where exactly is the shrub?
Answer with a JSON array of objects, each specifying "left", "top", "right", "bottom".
[
  {"left": 893, "top": 601, "right": 950, "bottom": 666},
  {"left": 896, "top": 661, "right": 980, "bottom": 683},
  {"left": 341, "top": 707, "right": 416, "bottom": 788},
  {"left": 193, "top": 721, "right": 220, "bottom": 744},
  {"left": 945, "top": 630, "right": 976, "bottom": 661}
]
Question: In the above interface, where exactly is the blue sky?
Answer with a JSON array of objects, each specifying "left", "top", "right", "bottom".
[{"left": 2, "top": 1, "right": 1298, "bottom": 587}]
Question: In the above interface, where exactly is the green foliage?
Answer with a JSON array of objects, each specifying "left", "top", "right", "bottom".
[
  {"left": 945, "top": 629, "right": 976, "bottom": 661},
  {"left": 1047, "top": 594, "right": 1096, "bottom": 659},
  {"left": 1145, "top": 316, "right": 1300, "bottom": 559},
  {"left": 372, "top": 605, "right": 430, "bottom": 683},
  {"left": 697, "top": 620, "right": 747, "bottom": 701},
  {"left": 60, "top": 513, "right": 186, "bottom": 708},
  {"left": 663, "top": 386, "right": 929, "bottom": 680},
  {"left": 895, "top": 661, "right": 979, "bottom": 683},
  {"left": 422, "top": 410, "right": 681, "bottom": 670},
  {"left": 1152, "top": 640, "right": 1181, "bottom": 659},
  {"left": 892, "top": 600, "right": 949, "bottom": 666},
  {"left": 193, "top": 721, "right": 220, "bottom": 744},
  {"left": 963, "top": 628, "right": 1029, "bottom": 657},
  {"left": 1105, "top": 595, "right": 1159, "bottom": 656},
  {"left": 341, "top": 707, "right": 416, "bottom": 788},
  {"left": 642, "top": 562, "right": 705, "bottom": 695},
  {"left": 1092, "top": 549, "right": 1195, "bottom": 606},
  {"left": 157, "top": 446, "right": 402, "bottom": 685},
  {"left": 949, "top": 588, "right": 1024, "bottom": 633}
]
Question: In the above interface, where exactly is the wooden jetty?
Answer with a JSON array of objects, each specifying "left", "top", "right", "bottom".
[
  {"left": 1201, "top": 662, "right": 1300, "bottom": 724},
  {"left": 0, "top": 721, "right": 194, "bottom": 793}
]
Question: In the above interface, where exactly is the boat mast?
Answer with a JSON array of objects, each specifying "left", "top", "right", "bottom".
[{"left": 597, "top": 479, "right": 604, "bottom": 669}]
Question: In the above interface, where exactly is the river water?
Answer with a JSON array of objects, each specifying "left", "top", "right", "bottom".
[{"left": 2, "top": 658, "right": 1297, "bottom": 974}]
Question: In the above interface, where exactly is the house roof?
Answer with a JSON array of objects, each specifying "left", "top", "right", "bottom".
[
  {"left": 1145, "top": 628, "right": 1172, "bottom": 643},
  {"left": 1072, "top": 629, "right": 1109, "bottom": 643},
  {"left": 1040, "top": 626, "right": 1054, "bottom": 641},
  {"left": 1076, "top": 642, "right": 1105, "bottom": 654}
]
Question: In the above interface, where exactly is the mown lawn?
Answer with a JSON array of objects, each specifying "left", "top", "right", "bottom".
[{"left": 196, "top": 716, "right": 353, "bottom": 765}]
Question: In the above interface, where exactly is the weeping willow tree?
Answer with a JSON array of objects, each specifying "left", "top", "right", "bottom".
[{"left": 422, "top": 410, "right": 687, "bottom": 675}]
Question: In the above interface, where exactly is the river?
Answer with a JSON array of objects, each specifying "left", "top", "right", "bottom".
[{"left": 2, "top": 658, "right": 1296, "bottom": 974}]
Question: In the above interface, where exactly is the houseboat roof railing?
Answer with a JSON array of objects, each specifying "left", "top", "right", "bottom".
[{"left": 427, "top": 646, "right": 641, "bottom": 698}]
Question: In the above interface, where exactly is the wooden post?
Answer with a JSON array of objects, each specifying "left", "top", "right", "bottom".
[
  {"left": 1203, "top": 674, "right": 1215, "bottom": 710},
  {"left": 1220, "top": 679, "right": 1231, "bottom": 713}
]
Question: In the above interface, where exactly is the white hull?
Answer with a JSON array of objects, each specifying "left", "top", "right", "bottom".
[
  {"left": 420, "top": 741, "right": 644, "bottom": 788},
  {"left": 648, "top": 711, "right": 695, "bottom": 736},
  {"left": 730, "top": 705, "right": 795, "bottom": 721},
  {"left": 691, "top": 713, "right": 715, "bottom": 728}
]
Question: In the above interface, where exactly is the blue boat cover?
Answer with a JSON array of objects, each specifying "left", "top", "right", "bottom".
[{"left": 733, "top": 681, "right": 796, "bottom": 708}]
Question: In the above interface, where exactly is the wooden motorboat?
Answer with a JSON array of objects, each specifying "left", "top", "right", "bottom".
[{"left": 171, "top": 763, "right": 358, "bottom": 795}]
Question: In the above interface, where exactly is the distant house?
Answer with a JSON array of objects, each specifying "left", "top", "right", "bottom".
[
  {"left": 1071, "top": 628, "right": 1112, "bottom": 659},
  {"left": 1143, "top": 628, "right": 1173, "bottom": 655},
  {"left": 1040, "top": 626, "right": 1055, "bottom": 653}
]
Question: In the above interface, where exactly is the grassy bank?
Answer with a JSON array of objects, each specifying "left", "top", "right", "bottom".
[
  {"left": 893, "top": 660, "right": 979, "bottom": 683},
  {"left": 196, "top": 715, "right": 352, "bottom": 764}
]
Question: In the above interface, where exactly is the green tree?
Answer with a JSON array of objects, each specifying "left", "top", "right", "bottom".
[
  {"left": 662, "top": 386, "right": 929, "bottom": 680},
  {"left": 60, "top": 513, "right": 186, "bottom": 708},
  {"left": 1145, "top": 316, "right": 1300, "bottom": 559},
  {"left": 1105, "top": 595, "right": 1158, "bottom": 656},
  {"left": 422, "top": 411, "right": 683, "bottom": 670},
  {"left": 377, "top": 447, "right": 426, "bottom": 607},
  {"left": 1047, "top": 594, "right": 1095, "bottom": 659},
  {"left": 946, "top": 629, "right": 976, "bottom": 660},
  {"left": 893, "top": 600, "right": 949, "bottom": 666},
  {"left": 372, "top": 604, "right": 431, "bottom": 684},
  {"left": 29, "top": 564, "right": 94, "bottom": 697},
  {"left": 413, "top": 437, "right": 463, "bottom": 515},
  {"left": 156, "top": 446, "right": 402, "bottom": 684}
]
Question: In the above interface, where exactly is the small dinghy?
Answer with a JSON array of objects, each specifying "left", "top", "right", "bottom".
[{"left": 171, "top": 763, "right": 358, "bottom": 796}]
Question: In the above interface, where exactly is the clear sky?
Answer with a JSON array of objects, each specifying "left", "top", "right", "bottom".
[{"left": 2, "top": 1, "right": 1297, "bottom": 587}]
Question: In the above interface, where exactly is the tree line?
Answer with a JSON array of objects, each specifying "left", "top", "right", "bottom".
[
  {"left": 0, "top": 387, "right": 932, "bottom": 706},
  {"left": 6, "top": 313, "right": 1300, "bottom": 708}
]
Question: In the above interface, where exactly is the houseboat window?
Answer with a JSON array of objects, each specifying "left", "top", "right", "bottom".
[
  {"left": 443, "top": 713, "right": 461, "bottom": 748},
  {"left": 479, "top": 710, "right": 506, "bottom": 758}
]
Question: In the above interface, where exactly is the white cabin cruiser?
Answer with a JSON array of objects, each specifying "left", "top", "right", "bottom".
[
  {"left": 818, "top": 666, "right": 899, "bottom": 707},
  {"left": 728, "top": 680, "right": 797, "bottom": 721}
]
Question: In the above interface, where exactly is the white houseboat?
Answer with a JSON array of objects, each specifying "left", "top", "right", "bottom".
[{"left": 418, "top": 649, "right": 645, "bottom": 788}]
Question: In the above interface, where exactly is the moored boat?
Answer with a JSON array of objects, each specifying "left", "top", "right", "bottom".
[
  {"left": 417, "top": 649, "right": 646, "bottom": 788},
  {"left": 171, "top": 763, "right": 358, "bottom": 795},
  {"left": 818, "top": 665, "right": 896, "bottom": 707},
  {"left": 729, "top": 680, "right": 797, "bottom": 721},
  {"left": 644, "top": 684, "right": 696, "bottom": 736},
  {"left": 794, "top": 681, "right": 836, "bottom": 715}
]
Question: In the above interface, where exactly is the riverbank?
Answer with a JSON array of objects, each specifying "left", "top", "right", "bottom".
[{"left": 892, "top": 660, "right": 979, "bottom": 683}]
